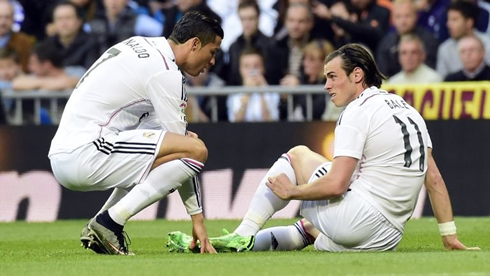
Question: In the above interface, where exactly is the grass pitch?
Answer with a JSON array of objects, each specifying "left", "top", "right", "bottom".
[{"left": 0, "top": 217, "right": 488, "bottom": 276}]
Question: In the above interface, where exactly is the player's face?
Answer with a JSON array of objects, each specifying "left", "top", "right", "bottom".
[
  {"left": 185, "top": 36, "right": 222, "bottom": 77},
  {"left": 324, "top": 56, "right": 358, "bottom": 107}
]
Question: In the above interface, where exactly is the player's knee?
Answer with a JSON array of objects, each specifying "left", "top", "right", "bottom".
[
  {"left": 287, "top": 145, "right": 312, "bottom": 161},
  {"left": 188, "top": 139, "right": 208, "bottom": 163}
]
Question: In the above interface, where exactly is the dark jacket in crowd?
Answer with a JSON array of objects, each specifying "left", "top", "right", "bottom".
[
  {"left": 331, "top": 1, "right": 390, "bottom": 52},
  {"left": 444, "top": 65, "right": 490, "bottom": 82},
  {"left": 43, "top": 31, "right": 98, "bottom": 70},
  {"left": 88, "top": 7, "right": 138, "bottom": 55},
  {"left": 227, "top": 31, "right": 274, "bottom": 85},
  {"left": 376, "top": 26, "right": 440, "bottom": 77}
]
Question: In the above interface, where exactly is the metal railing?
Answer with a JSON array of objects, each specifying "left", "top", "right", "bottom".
[{"left": 1, "top": 85, "right": 331, "bottom": 125}]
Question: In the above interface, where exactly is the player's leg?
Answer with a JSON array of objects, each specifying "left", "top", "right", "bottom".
[
  {"left": 302, "top": 191, "right": 403, "bottom": 252},
  {"left": 87, "top": 131, "right": 207, "bottom": 255},
  {"left": 252, "top": 219, "right": 316, "bottom": 251},
  {"left": 233, "top": 145, "right": 328, "bottom": 237}
]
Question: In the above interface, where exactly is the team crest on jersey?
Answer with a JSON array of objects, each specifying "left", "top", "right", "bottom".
[{"left": 143, "top": 132, "right": 155, "bottom": 138}]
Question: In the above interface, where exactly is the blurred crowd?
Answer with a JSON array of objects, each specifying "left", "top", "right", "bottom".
[{"left": 1, "top": 0, "right": 490, "bottom": 125}]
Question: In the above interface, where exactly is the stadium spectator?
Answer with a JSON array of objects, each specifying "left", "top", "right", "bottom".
[
  {"left": 0, "top": 0, "right": 36, "bottom": 73},
  {"left": 227, "top": 47, "right": 279, "bottom": 122},
  {"left": 161, "top": 0, "right": 221, "bottom": 38},
  {"left": 49, "top": 12, "right": 222, "bottom": 255},
  {"left": 45, "top": 0, "right": 99, "bottom": 37},
  {"left": 267, "top": 3, "right": 315, "bottom": 85},
  {"left": 87, "top": 0, "right": 163, "bottom": 56},
  {"left": 0, "top": 48, "right": 22, "bottom": 88},
  {"left": 437, "top": 1, "right": 490, "bottom": 78},
  {"left": 227, "top": 0, "right": 274, "bottom": 86},
  {"left": 12, "top": 40, "right": 83, "bottom": 91},
  {"left": 207, "top": 0, "right": 277, "bottom": 53},
  {"left": 279, "top": 39, "right": 334, "bottom": 121},
  {"left": 376, "top": 0, "right": 439, "bottom": 78},
  {"left": 388, "top": 34, "right": 442, "bottom": 83},
  {"left": 43, "top": 1, "right": 98, "bottom": 70},
  {"left": 416, "top": 0, "right": 451, "bottom": 41},
  {"left": 445, "top": 35, "right": 490, "bottom": 81},
  {"left": 274, "top": 0, "right": 334, "bottom": 44},
  {"left": 0, "top": 48, "right": 23, "bottom": 121},
  {"left": 312, "top": 0, "right": 391, "bottom": 52},
  {"left": 167, "top": 43, "right": 480, "bottom": 253},
  {"left": 11, "top": 40, "right": 84, "bottom": 124},
  {"left": 184, "top": 69, "right": 226, "bottom": 122},
  {"left": 17, "top": 0, "right": 57, "bottom": 40}
]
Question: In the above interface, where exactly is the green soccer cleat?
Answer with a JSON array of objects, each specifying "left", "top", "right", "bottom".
[
  {"left": 209, "top": 229, "right": 255, "bottom": 253},
  {"left": 166, "top": 231, "right": 199, "bottom": 253}
]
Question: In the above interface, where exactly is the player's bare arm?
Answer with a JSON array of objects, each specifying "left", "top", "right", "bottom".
[
  {"left": 266, "top": 156, "right": 357, "bottom": 200},
  {"left": 190, "top": 213, "right": 217, "bottom": 254},
  {"left": 424, "top": 148, "right": 480, "bottom": 251}
]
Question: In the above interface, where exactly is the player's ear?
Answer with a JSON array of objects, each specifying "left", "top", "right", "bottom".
[
  {"left": 353, "top": 67, "right": 364, "bottom": 84},
  {"left": 191, "top": 38, "right": 201, "bottom": 51}
]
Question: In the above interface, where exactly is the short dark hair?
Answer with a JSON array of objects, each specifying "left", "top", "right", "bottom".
[
  {"left": 239, "top": 46, "right": 264, "bottom": 60},
  {"left": 169, "top": 11, "right": 224, "bottom": 47},
  {"left": 238, "top": 0, "right": 260, "bottom": 16},
  {"left": 447, "top": 1, "right": 479, "bottom": 26},
  {"left": 34, "top": 40, "right": 64, "bottom": 68},
  {"left": 52, "top": 1, "right": 83, "bottom": 21},
  {"left": 325, "top": 44, "right": 386, "bottom": 88}
]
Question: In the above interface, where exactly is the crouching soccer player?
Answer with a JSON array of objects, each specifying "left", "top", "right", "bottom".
[
  {"left": 49, "top": 12, "right": 224, "bottom": 255},
  {"left": 167, "top": 44, "right": 479, "bottom": 253}
]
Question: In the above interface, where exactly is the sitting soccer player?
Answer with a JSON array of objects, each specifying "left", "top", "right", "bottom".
[{"left": 167, "top": 44, "right": 479, "bottom": 253}]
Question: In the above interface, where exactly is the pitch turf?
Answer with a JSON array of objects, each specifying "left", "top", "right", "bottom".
[{"left": 0, "top": 217, "right": 488, "bottom": 276}]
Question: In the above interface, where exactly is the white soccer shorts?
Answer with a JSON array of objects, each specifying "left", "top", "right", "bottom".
[
  {"left": 50, "top": 129, "right": 166, "bottom": 191},
  {"left": 300, "top": 163, "right": 403, "bottom": 252}
]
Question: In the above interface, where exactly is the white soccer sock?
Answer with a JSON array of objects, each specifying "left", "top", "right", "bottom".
[
  {"left": 96, "top": 187, "right": 133, "bottom": 215},
  {"left": 235, "top": 154, "right": 297, "bottom": 236},
  {"left": 252, "top": 221, "right": 312, "bottom": 251},
  {"left": 108, "top": 158, "right": 203, "bottom": 226}
]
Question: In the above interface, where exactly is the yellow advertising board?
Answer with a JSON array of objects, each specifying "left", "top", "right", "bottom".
[{"left": 382, "top": 82, "right": 490, "bottom": 120}]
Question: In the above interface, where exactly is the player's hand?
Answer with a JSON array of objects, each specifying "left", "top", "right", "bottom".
[
  {"left": 266, "top": 173, "right": 295, "bottom": 200},
  {"left": 190, "top": 214, "right": 217, "bottom": 254},
  {"left": 187, "top": 131, "right": 199, "bottom": 139},
  {"left": 442, "top": 234, "right": 481, "bottom": 251}
]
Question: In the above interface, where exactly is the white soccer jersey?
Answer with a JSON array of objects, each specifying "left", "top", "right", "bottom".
[
  {"left": 334, "top": 87, "right": 432, "bottom": 233},
  {"left": 49, "top": 36, "right": 188, "bottom": 155}
]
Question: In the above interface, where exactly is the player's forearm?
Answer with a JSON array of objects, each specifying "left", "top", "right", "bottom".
[
  {"left": 291, "top": 174, "right": 349, "bottom": 200},
  {"left": 425, "top": 156, "right": 454, "bottom": 223}
]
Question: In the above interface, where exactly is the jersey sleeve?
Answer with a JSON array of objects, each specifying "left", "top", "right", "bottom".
[
  {"left": 427, "top": 130, "right": 433, "bottom": 149},
  {"left": 146, "top": 70, "right": 187, "bottom": 135},
  {"left": 333, "top": 108, "right": 369, "bottom": 160}
]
